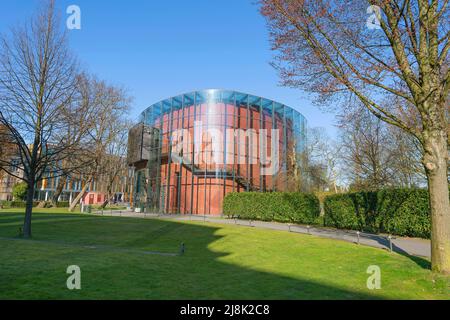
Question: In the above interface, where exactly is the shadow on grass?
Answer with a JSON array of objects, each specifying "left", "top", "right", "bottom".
[
  {"left": 359, "top": 232, "right": 431, "bottom": 270},
  {"left": 0, "top": 212, "right": 387, "bottom": 299},
  {"left": 340, "top": 191, "right": 432, "bottom": 271}
]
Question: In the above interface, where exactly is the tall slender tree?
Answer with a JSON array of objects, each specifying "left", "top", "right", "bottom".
[
  {"left": 0, "top": 1, "right": 80, "bottom": 237},
  {"left": 261, "top": 0, "right": 449, "bottom": 273}
]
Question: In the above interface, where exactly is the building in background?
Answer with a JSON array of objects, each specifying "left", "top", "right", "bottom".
[
  {"left": 34, "top": 167, "right": 130, "bottom": 205},
  {"left": 0, "top": 165, "right": 22, "bottom": 201},
  {"left": 0, "top": 147, "right": 130, "bottom": 205},
  {"left": 0, "top": 124, "right": 22, "bottom": 201},
  {"left": 128, "top": 89, "right": 308, "bottom": 215},
  {"left": 0, "top": 169, "right": 130, "bottom": 205}
]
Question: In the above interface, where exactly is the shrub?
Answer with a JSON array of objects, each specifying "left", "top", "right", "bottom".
[
  {"left": 55, "top": 201, "right": 70, "bottom": 208},
  {"left": 0, "top": 201, "right": 40, "bottom": 208},
  {"left": 223, "top": 192, "right": 320, "bottom": 225},
  {"left": 37, "top": 201, "right": 54, "bottom": 208},
  {"left": 324, "top": 188, "right": 434, "bottom": 239},
  {"left": 12, "top": 183, "right": 28, "bottom": 201},
  {"left": 322, "top": 193, "right": 360, "bottom": 230}
]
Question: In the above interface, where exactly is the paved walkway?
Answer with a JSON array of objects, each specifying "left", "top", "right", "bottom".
[{"left": 93, "top": 210, "right": 431, "bottom": 259}]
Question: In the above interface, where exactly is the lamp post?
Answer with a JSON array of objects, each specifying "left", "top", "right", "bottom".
[
  {"left": 145, "top": 176, "right": 150, "bottom": 214},
  {"left": 129, "top": 165, "right": 136, "bottom": 210}
]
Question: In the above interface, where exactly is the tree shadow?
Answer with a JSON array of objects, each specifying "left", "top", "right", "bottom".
[
  {"left": 347, "top": 190, "right": 430, "bottom": 269},
  {"left": 0, "top": 212, "right": 390, "bottom": 299},
  {"left": 359, "top": 232, "right": 431, "bottom": 269}
]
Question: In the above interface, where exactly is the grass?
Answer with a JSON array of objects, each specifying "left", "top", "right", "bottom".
[{"left": 0, "top": 208, "right": 448, "bottom": 300}]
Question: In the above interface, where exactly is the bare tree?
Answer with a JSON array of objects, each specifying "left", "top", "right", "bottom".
[
  {"left": 261, "top": 0, "right": 450, "bottom": 273},
  {"left": 387, "top": 124, "right": 426, "bottom": 186},
  {"left": 308, "top": 127, "right": 342, "bottom": 192},
  {"left": 339, "top": 109, "right": 400, "bottom": 189},
  {"left": 283, "top": 127, "right": 341, "bottom": 192},
  {"left": 68, "top": 78, "right": 131, "bottom": 212},
  {"left": 0, "top": 1, "right": 82, "bottom": 238},
  {"left": 283, "top": 136, "right": 309, "bottom": 192},
  {"left": 97, "top": 120, "right": 130, "bottom": 209},
  {"left": 49, "top": 73, "right": 102, "bottom": 206},
  {"left": 337, "top": 105, "right": 425, "bottom": 190}
]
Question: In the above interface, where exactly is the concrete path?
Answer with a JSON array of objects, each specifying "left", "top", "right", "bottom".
[{"left": 93, "top": 210, "right": 431, "bottom": 259}]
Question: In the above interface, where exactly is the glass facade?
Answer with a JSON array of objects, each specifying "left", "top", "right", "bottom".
[{"left": 129, "top": 89, "right": 307, "bottom": 215}]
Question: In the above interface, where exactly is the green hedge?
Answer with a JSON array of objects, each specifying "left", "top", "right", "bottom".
[
  {"left": 324, "top": 188, "right": 432, "bottom": 239},
  {"left": 0, "top": 201, "right": 40, "bottom": 208},
  {"left": 223, "top": 192, "right": 320, "bottom": 225},
  {"left": 55, "top": 201, "right": 70, "bottom": 208},
  {"left": 0, "top": 200, "right": 71, "bottom": 209}
]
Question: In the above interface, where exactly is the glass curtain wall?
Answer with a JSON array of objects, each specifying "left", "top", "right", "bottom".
[{"left": 132, "top": 89, "right": 307, "bottom": 215}]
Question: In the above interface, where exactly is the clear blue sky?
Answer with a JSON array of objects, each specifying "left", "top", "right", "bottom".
[{"left": 0, "top": 0, "right": 338, "bottom": 137}]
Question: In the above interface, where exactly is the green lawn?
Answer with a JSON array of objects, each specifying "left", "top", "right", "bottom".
[{"left": 0, "top": 209, "right": 448, "bottom": 299}]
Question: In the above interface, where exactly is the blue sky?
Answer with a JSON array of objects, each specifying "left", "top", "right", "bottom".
[{"left": 0, "top": 0, "right": 338, "bottom": 137}]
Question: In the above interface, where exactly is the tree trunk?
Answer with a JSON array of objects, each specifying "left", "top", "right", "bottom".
[
  {"left": 100, "top": 189, "right": 112, "bottom": 209},
  {"left": 23, "top": 180, "right": 35, "bottom": 238},
  {"left": 68, "top": 177, "right": 92, "bottom": 212},
  {"left": 332, "top": 180, "right": 338, "bottom": 193},
  {"left": 51, "top": 176, "right": 67, "bottom": 206},
  {"left": 423, "top": 132, "right": 450, "bottom": 274},
  {"left": 100, "top": 197, "right": 110, "bottom": 209}
]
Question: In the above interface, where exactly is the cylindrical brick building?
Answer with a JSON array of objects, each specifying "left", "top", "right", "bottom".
[{"left": 128, "top": 89, "right": 307, "bottom": 215}]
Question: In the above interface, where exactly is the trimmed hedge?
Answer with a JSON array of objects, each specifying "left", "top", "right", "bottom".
[
  {"left": 0, "top": 201, "right": 70, "bottom": 209},
  {"left": 0, "top": 201, "right": 40, "bottom": 208},
  {"left": 324, "top": 188, "right": 433, "bottom": 239},
  {"left": 55, "top": 201, "right": 70, "bottom": 208},
  {"left": 223, "top": 192, "right": 320, "bottom": 225}
]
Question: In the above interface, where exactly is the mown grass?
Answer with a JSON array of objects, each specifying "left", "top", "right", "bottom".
[{"left": 0, "top": 209, "right": 448, "bottom": 300}]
